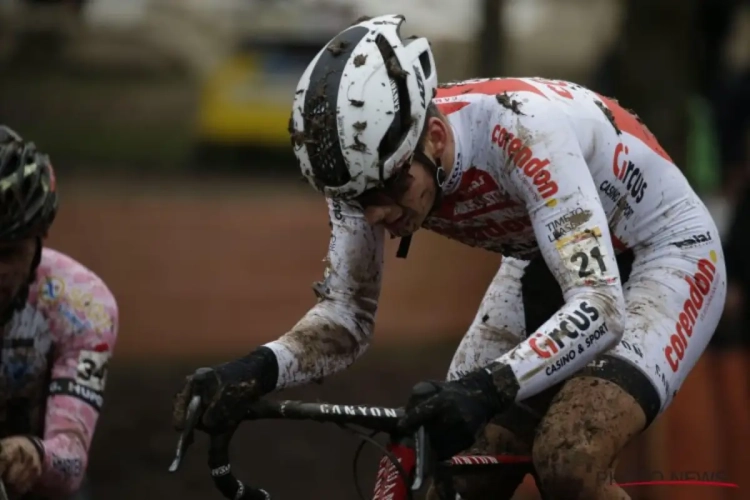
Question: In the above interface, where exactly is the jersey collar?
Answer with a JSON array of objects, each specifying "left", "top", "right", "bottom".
[{"left": 441, "top": 122, "right": 465, "bottom": 195}]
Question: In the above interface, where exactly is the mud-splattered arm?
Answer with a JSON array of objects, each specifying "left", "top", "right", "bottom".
[
  {"left": 264, "top": 198, "right": 384, "bottom": 389},
  {"left": 484, "top": 101, "right": 625, "bottom": 401}
]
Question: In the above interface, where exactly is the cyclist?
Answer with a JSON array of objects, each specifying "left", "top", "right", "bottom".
[
  {"left": 172, "top": 14, "right": 726, "bottom": 499},
  {"left": 0, "top": 126, "right": 118, "bottom": 499}
]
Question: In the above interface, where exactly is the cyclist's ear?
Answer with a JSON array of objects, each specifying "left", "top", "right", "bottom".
[{"left": 420, "top": 117, "right": 449, "bottom": 158}]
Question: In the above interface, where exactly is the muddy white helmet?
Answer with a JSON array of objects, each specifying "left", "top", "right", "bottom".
[{"left": 289, "top": 14, "right": 438, "bottom": 200}]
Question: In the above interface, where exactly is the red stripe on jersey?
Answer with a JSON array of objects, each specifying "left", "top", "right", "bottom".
[
  {"left": 596, "top": 94, "right": 673, "bottom": 162},
  {"left": 612, "top": 235, "right": 628, "bottom": 252},
  {"left": 436, "top": 101, "right": 470, "bottom": 115},
  {"left": 437, "top": 79, "right": 547, "bottom": 99}
]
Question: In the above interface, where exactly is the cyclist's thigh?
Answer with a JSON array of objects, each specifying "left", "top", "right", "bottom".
[
  {"left": 575, "top": 240, "right": 727, "bottom": 424},
  {"left": 523, "top": 226, "right": 725, "bottom": 495},
  {"left": 532, "top": 375, "right": 646, "bottom": 498},
  {"left": 531, "top": 241, "right": 726, "bottom": 495},
  {"left": 446, "top": 256, "right": 528, "bottom": 381}
]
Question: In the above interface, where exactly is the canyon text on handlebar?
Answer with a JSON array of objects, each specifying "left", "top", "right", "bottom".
[{"left": 168, "top": 395, "right": 428, "bottom": 500}]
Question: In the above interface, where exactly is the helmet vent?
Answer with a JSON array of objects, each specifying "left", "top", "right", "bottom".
[{"left": 375, "top": 35, "right": 413, "bottom": 176}]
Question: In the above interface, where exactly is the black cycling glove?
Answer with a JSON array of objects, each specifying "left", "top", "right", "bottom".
[
  {"left": 172, "top": 346, "right": 279, "bottom": 432},
  {"left": 398, "top": 363, "right": 517, "bottom": 460}
]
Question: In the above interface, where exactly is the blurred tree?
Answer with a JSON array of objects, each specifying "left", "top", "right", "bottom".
[
  {"left": 9, "top": 0, "right": 88, "bottom": 69},
  {"left": 609, "top": 0, "right": 700, "bottom": 170},
  {"left": 477, "top": 0, "right": 503, "bottom": 77},
  {"left": 593, "top": 0, "right": 746, "bottom": 192}
]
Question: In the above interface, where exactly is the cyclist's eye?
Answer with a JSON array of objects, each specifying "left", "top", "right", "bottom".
[
  {"left": 356, "top": 190, "right": 390, "bottom": 209},
  {"left": 383, "top": 167, "right": 412, "bottom": 198}
]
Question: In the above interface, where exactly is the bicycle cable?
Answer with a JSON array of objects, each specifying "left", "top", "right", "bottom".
[
  {"left": 339, "top": 424, "right": 414, "bottom": 500},
  {"left": 351, "top": 429, "right": 379, "bottom": 500}
]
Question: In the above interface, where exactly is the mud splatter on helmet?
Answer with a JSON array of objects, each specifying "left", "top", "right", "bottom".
[{"left": 290, "top": 14, "right": 438, "bottom": 200}]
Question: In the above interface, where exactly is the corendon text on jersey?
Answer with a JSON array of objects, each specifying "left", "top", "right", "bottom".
[
  {"left": 491, "top": 125, "right": 559, "bottom": 200},
  {"left": 665, "top": 254, "right": 717, "bottom": 372}
]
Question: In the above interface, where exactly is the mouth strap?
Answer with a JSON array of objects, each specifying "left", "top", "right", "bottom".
[{"left": 396, "top": 235, "right": 412, "bottom": 259}]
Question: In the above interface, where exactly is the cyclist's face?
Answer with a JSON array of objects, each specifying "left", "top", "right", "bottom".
[
  {"left": 0, "top": 239, "right": 36, "bottom": 312},
  {"left": 358, "top": 160, "right": 437, "bottom": 237},
  {"left": 358, "top": 116, "right": 451, "bottom": 237}
]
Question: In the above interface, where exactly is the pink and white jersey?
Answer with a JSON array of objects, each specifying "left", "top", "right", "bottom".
[
  {"left": 267, "top": 77, "right": 724, "bottom": 412},
  {"left": 1, "top": 248, "right": 118, "bottom": 496}
]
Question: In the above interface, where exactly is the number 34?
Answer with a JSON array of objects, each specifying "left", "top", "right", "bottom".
[
  {"left": 570, "top": 246, "right": 607, "bottom": 278},
  {"left": 78, "top": 359, "right": 106, "bottom": 382}
]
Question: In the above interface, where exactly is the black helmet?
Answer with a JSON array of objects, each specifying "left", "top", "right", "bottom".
[{"left": 0, "top": 126, "right": 59, "bottom": 241}]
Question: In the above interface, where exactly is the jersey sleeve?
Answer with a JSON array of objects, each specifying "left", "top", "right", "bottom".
[
  {"left": 264, "top": 197, "right": 384, "bottom": 389},
  {"left": 35, "top": 270, "right": 118, "bottom": 496},
  {"left": 488, "top": 100, "right": 626, "bottom": 400}
]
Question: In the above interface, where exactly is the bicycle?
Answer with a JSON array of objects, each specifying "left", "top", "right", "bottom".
[{"left": 169, "top": 388, "right": 540, "bottom": 499}]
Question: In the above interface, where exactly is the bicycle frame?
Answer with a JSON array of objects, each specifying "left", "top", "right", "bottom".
[
  {"left": 169, "top": 396, "right": 535, "bottom": 500},
  {"left": 373, "top": 440, "right": 534, "bottom": 500}
]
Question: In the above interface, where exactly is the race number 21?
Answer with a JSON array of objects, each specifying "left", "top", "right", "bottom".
[{"left": 570, "top": 246, "right": 607, "bottom": 278}]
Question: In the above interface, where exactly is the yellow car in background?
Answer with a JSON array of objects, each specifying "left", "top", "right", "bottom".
[{"left": 193, "top": 37, "right": 329, "bottom": 169}]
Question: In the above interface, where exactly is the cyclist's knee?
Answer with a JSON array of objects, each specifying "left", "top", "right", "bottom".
[
  {"left": 532, "top": 431, "right": 603, "bottom": 499},
  {"left": 531, "top": 376, "right": 645, "bottom": 499}
]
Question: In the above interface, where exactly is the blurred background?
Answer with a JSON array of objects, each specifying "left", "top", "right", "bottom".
[{"left": 1, "top": 0, "right": 748, "bottom": 498}]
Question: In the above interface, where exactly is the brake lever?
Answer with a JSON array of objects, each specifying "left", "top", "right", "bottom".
[
  {"left": 0, "top": 479, "right": 9, "bottom": 500},
  {"left": 168, "top": 394, "right": 202, "bottom": 473},
  {"left": 411, "top": 426, "right": 426, "bottom": 491}
]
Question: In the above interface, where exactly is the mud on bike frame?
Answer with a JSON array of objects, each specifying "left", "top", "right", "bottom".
[{"left": 169, "top": 395, "right": 536, "bottom": 500}]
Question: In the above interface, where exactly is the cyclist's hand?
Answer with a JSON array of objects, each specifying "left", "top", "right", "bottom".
[
  {"left": 398, "top": 369, "right": 509, "bottom": 460},
  {"left": 173, "top": 363, "right": 261, "bottom": 432},
  {"left": 173, "top": 347, "right": 279, "bottom": 432},
  {"left": 0, "top": 436, "right": 43, "bottom": 495}
]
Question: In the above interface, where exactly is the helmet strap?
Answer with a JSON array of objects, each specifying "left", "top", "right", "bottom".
[
  {"left": 395, "top": 148, "right": 445, "bottom": 259},
  {"left": 412, "top": 148, "right": 446, "bottom": 211}
]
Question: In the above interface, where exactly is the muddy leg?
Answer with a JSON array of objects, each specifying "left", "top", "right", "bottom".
[{"left": 532, "top": 376, "right": 646, "bottom": 500}]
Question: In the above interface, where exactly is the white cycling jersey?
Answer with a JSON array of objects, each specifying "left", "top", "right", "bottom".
[{"left": 267, "top": 77, "right": 726, "bottom": 414}]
